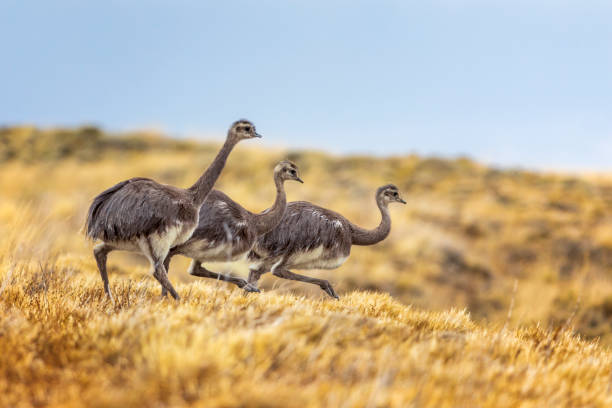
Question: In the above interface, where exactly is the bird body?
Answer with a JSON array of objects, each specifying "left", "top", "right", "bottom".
[
  {"left": 87, "top": 178, "right": 198, "bottom": 249},
  {"left": 171, "top": 190, "right": 257, "bottom": 262},
  {"left": 250, "top": 202, "right": 352, "bottom": 270}
]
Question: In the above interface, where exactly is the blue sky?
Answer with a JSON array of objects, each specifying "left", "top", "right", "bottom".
[{"left": 1, "top": 1, "right": 611, "bottom": 170}]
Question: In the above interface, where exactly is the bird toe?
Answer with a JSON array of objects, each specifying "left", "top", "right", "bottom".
[{"left": 243, "top": 283, "right": 261, "bottom": 293}]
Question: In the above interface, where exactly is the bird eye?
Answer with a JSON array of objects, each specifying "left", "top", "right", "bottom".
[
  {"left": 393, "top": 192, "right": 398, "bottom": 197},
  {"left": 244, "top": 126, "right": 251, "bottom": 132},
  {"left": 289, "top": 169, "right": 296, "bottom": 175}
]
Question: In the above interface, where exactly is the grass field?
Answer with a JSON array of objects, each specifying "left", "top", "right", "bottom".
[{"left": 2, "top": 126, "right": 612, "bottom": 406}]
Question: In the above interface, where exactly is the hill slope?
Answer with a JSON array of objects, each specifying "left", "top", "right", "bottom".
[
  {"left": 1, "top": 261, "right": 611, "bottom": 408},
  {"left": 2, "top": 126, "right": 612, "bottom": 406},
  {"left": 2, "top": 126, "right": 612, "bottom": 342}
]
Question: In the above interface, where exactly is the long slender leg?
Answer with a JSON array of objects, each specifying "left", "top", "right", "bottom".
[
  {"left": 142, "top": 238, "right": 180, "bottom": 300},
  {"left": 152, "top": 260, "right": 180, "bottom": 300},
  {"left": 189, "top": 261, "right": 260, "bottom": 292},
  {"left": 160, "top": 254, "right": 172, "bottom": 297},
  {"left": 273, "top": 268, "right": 339, "bottom": 300},
  {"left": 94, "top": 242, "right": 115, "bottom": 302},
  {"left": 247, "top": 265, "right": 268, "bottom": 286}
]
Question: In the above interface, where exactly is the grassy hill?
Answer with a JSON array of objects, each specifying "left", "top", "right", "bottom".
[
  {"left": 2, "top": 126, "right": 612, "bottom": 406},
  {"left": 2, "top": 263, "right": 611, "bottom": 407}
]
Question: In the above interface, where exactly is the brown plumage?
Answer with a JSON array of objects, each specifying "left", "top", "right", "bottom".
[
  {"left": 85, "top": 120, "right": 261, "bottom": 301},
  {"left": 247, "top": 184, "right": 406, "bottom": 299},
  {"left": 162, "top": 161, "right": 302, "bottom": 295}
]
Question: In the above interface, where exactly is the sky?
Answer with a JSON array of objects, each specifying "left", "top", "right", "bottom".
[{"left": 1, "top": 0, "right": 611, "bottom": 170}]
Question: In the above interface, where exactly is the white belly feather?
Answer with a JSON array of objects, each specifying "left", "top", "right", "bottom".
[
  {"left": 105, "top": 222, "right": 196, "bottom": 258},
  {"left": 287, "top": 246, "right": 349, "bottom": 270},
  {"left": 178, "top": 239, "right": 250, "bottom": 262}
]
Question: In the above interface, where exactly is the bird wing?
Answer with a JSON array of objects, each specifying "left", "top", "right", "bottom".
[
  {"left": 256, "top": 201, "right": 352, "bottom": 258},
  {"left": 86, "top": 178, "right": 195, "bottom": 242}
]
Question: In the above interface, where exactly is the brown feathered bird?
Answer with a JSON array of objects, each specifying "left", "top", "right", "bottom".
[
  {"left": 247, "top": 184, "right": 405, "bottom": 299},
  {"left": 86, "top": 120, "right": 261, "bottom": 301}
]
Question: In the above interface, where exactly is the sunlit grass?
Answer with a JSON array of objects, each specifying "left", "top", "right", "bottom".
[{"left": 2, "top": 259, "right": 612, "bottom": 407}]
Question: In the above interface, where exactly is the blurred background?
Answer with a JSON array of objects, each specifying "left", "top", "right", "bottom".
[
  {"left": 2, "top": 1, "right": 612, "bottom": 342},
  {"left": 2, "top": 0, "right": 611, "bottom": 169}
]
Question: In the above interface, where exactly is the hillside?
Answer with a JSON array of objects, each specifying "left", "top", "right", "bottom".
[
  {"left": 2, "top": 126, "right": 612, "bottom": 406},
  {"left": 1, "top": 263, "right": 611, "bottom": 408}
]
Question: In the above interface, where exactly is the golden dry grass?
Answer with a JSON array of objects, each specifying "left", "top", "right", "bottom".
[
  {"left": 2, "top": 127, "right": 612, "bottom": 406},
  {"left": 2, "top": 260, "right": 612, "bottom": 407}
]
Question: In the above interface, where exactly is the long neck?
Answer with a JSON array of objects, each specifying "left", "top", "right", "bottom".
[
  {"left": 188, "top": 137, "right": 237, "bottom": 206},
  {"left": 349, "top": 198, "right": 391, "bottom": 246},
  {"left": 251, "top": 174, "right": 287, "bottom": 235}
]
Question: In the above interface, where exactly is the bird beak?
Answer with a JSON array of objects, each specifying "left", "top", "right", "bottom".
[
  {"left": 398, "top": 197, "right": 406, "bottom": 204},
  {"left": 254, "top": 132, "right": 262, "bottom": 138},
  {"left": 295, "top": 177, "right": 304, "bottom": 183}
]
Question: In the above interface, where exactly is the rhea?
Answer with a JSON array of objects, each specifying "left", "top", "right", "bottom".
[
  {"left": 162, "top": 161, "right": 303, "bottom": 296},
  {"left": 247, "top": 184, "right": 406, "bottom": 299},
  {"left": 85, "top": 120, "right": 261, "bottom": 301}
]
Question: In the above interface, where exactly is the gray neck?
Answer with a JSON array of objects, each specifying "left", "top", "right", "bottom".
[
  {"left": 350, "top": 197, "right": 391, "bottom": 246},
  {"left": 188, "top": 137, "right": 237, "bottom": 206},
  {"left": 251, "top": 173, "right": 287, "bottom": 235}
]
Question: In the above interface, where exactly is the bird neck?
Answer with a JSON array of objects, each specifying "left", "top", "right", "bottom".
[
  {"left": 188, "top": 137, "right": 238, "bottom": 207},
  {"left": 350, "top": 196, "right": 391, "bottom": 246},
  {"left": 252, "top": 173, "right": 287, "bottom": 235}
]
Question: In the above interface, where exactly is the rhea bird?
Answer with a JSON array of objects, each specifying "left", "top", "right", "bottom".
[
  {"left": 85, "top": 120, "right": 261, "bottom": 301},
  {"left": 161, "top": 161, "right": 303, "bottom": 296},
  {"left": 246, "top": 184, "right": 406, "bottom": 299}
]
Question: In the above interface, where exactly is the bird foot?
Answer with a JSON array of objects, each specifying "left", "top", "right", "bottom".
[
  {"left": 104, "top": 290, "right": 116, "bottom": 305},
  {"left": 322, "top": 282, "right": 339, "bottom": 300},
  {"left": 242, "top": 282, "right": 261, "bottom": 293}
]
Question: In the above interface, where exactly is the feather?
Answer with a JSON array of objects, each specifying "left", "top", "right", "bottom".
[
  {"left": 86, "top": 178, "right": 197, "bottom": 242},
  {"left": 254, "top": 201, "right": 353, "bottom": 259}
]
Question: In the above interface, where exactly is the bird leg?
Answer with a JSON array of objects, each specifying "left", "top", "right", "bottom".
[
  {"left": 160, "top": 255, "right": 172, "bottom": 298},
  {"left": 188, "top": 261, "right": 259, "bottom": 293},
  {"left": 94, "top": 243, "right": 115, "bottom": 302},
  {"left": 272, "top": 268, "right": 339, "bottom": 300},
  {"left": 152, "top": 260, "right": 180, "bottom": 300},
  {"left": 247, "top": 265, "right": 267, "bottom": 286},
  {"left": 142, "top": 238, "right": 180, "bottom": 300}
]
